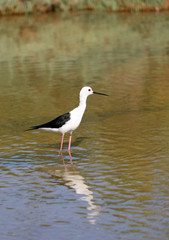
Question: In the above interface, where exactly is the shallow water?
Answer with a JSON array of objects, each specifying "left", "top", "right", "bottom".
[{"left": 0, "top": 12, "right": 169, "bottom": 240}]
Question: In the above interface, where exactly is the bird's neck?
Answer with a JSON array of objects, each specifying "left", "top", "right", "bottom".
[
  {"left": 79, "top": 95, "right": 87, "bottom": 109},
  {"left": 70, "top": 95, "right": 87, "bottom": 120}
]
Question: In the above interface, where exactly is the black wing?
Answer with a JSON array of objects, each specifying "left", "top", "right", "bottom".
[{"left": 26, "top": 112, "right": 70, "bottom": 131}]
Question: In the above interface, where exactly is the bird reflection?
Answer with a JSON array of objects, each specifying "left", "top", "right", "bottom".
[
  {"left": 39, "top": 165, "right": 100, "bottom": 224},
  {"left": 61, "top": 167, "right": 100, "bottom": 224}
]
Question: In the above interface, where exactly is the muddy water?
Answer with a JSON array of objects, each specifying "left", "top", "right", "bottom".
[{"left": 0, "top": 12, "right": 169, "bottom": 240}]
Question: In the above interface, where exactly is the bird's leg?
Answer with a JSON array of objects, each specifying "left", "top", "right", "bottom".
[
  {"left": 68, "top": 149, "right": 73, "bottom": 165},
  {"left": 58, "top": 134, "right": 64, "bottom": 155},
  {"left": 60, "top": 152, "right": 66, "bottom": 166},
  {"left": 68, "top": 134, "right": 73, "bottom": 164},
  {"left": 68, "top": 134, "right": 72, "bottom": 152}
]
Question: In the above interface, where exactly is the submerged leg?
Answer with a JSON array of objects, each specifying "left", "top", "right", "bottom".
[
  {"left": 68, "top": 149, "right": 73, "bottom": 165},
  {"left": 68, "top": 134, "right": 73, "bottom": 164},
  {"left": 60, "top": 152, "right": 66, "bottom": 166},
  {"left": 58, "top": 134, "right": 64, "bottom": 155},
  {"left": 68, "top": 134, "right": 72, "bottom": 152}
]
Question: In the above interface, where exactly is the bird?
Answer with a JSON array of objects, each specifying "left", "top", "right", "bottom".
[{"left": 26, "top": 86, "right": 108, "bottom": 154}]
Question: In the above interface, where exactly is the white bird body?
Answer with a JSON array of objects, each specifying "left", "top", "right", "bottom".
[
  {"left": 62, "top": 104, "right": 86, "bottom": 134},
  {"left": 26, "top": 86, "right": 108, "bottom": 154}
]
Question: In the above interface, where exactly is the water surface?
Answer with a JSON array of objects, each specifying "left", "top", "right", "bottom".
[{"left": 0, "top": 12, "right": 169, "bottom": 240}]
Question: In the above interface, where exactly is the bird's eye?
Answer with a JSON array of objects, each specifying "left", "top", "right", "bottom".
[{"left": 88, "top": 89, "right": 91, "bottom": 91}]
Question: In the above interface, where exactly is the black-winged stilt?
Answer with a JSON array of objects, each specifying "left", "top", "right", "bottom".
[{"left": 26, "top": 86, "right": 108, "bottom": 154}]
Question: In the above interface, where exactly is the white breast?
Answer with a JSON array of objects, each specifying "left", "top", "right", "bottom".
[{"left": 59, "top": 105, "right": 86, "bottom": 134}]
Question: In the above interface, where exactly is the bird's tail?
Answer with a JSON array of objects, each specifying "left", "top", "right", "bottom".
[{"left": 24, "top": 126, "right": 39, "bottom": 132}]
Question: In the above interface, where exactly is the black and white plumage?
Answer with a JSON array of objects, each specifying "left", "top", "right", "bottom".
[
  {"left": 27, "top": 112, "right": 71, "bottom": 131},
  {"left": 26, "top": 86, "right": 108, "bottom": 153}
]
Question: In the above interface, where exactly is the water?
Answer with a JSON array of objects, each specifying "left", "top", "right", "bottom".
[{"left": 0, "top": 12, "right": 169, "bottom": 240}]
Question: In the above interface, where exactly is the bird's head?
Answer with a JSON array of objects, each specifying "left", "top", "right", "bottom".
[{"left": 80, "top": 86, "right": 93, "bottom": 97}]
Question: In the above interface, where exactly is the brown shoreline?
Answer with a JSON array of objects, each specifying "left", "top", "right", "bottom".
[{"left": 0, "top": 1, "right": 169, "bottom": 16}]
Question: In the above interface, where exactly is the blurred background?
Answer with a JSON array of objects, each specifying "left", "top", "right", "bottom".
[{"left": 0, "top": 1, "right": 169, "bottom": 240}]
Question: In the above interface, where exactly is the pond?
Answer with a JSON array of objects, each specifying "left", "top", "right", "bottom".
[{"left": 0, "top": 12, "right": 169, "bottom": 240}]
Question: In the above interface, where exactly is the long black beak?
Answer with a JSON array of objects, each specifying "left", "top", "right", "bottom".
[{"left": 93, "top": 91, "right": 108, "bottom": 96}]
